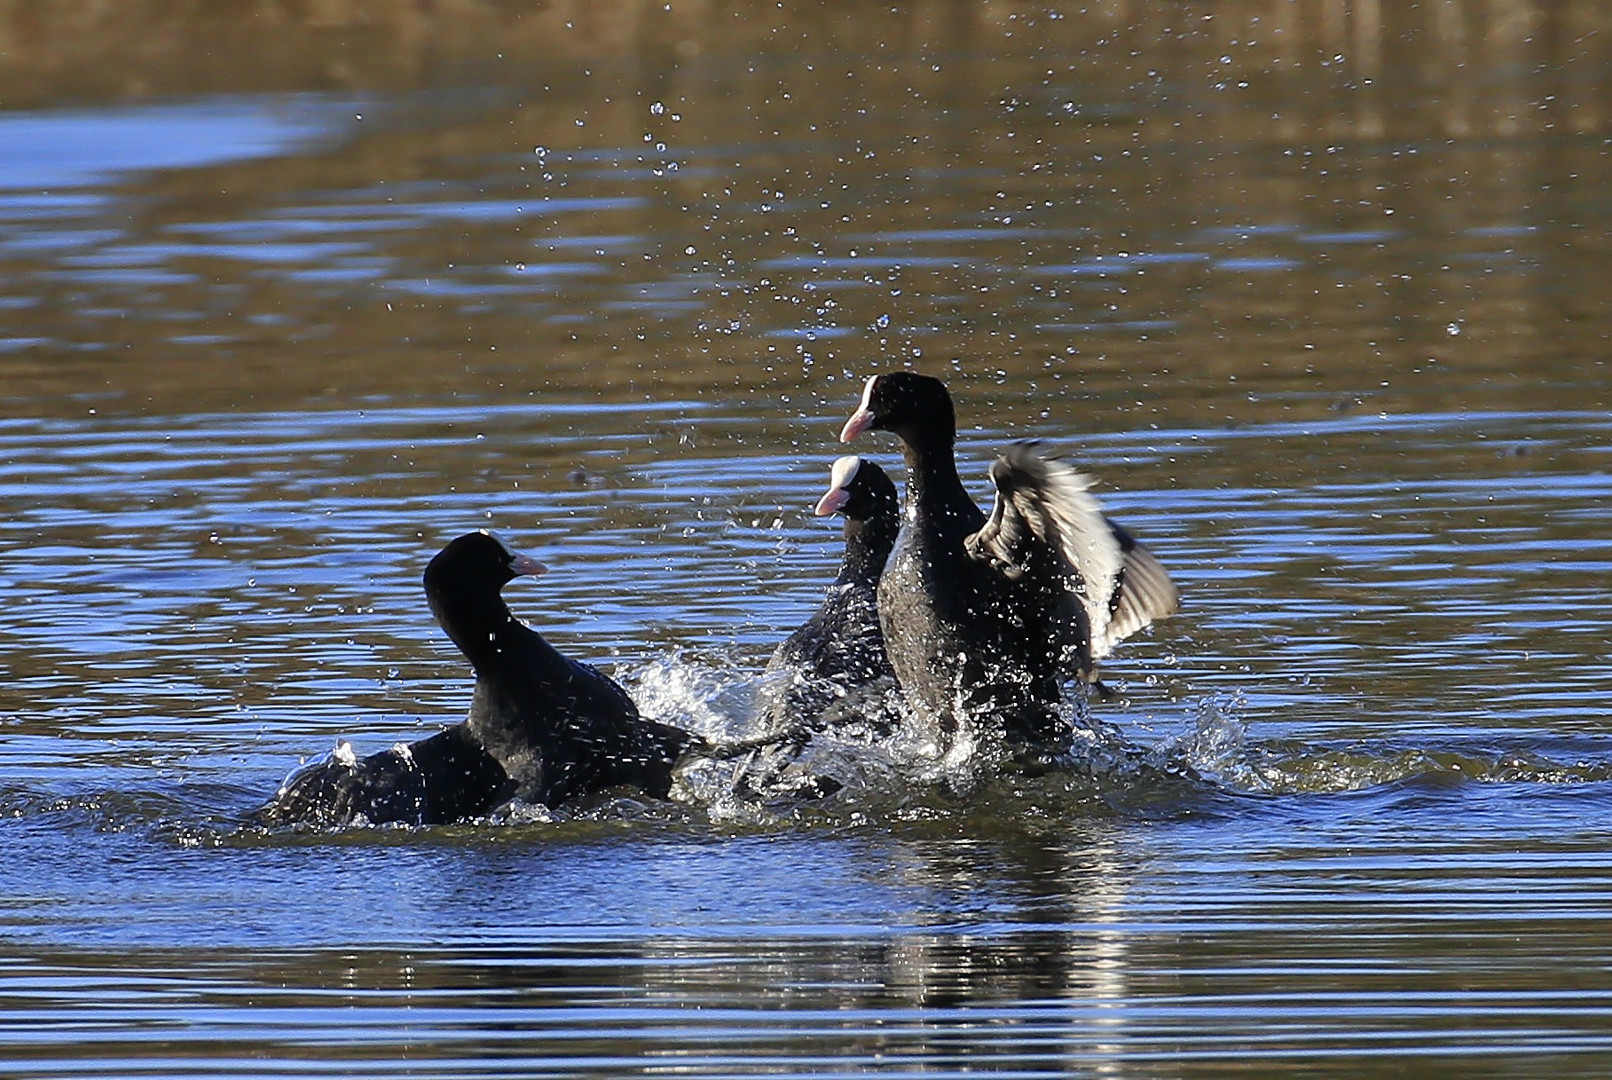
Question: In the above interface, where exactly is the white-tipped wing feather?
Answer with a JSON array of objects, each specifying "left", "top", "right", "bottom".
[
  {"left": 1102, "top": 527, "right": 1179, "bottom": 655},
  {"left": 969, "top": 442, "right": 1177, "bottom": 670}
]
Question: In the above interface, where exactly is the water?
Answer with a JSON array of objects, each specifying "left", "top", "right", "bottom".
[{"left": 1, "top": 2, "right": 1611, "bottom": 1075}]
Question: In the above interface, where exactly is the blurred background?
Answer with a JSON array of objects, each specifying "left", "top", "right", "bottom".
[{"left": 1, "top": 0, "right": 1606, "bottom": 419}]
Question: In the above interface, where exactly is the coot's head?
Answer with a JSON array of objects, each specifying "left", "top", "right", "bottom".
[
  {"left": 814, "top": 455, "right": 899, "bottom": 524},
  {"left": 424, "top": 530, "right": 547, "bottom": 596},
  {"left": 838, "top": 372, "right": 956, "bottom": 448}
]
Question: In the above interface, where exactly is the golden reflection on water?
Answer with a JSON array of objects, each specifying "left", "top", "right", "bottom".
[{"left": 0, "top": 0, "right": 1605, "bottom": 424}]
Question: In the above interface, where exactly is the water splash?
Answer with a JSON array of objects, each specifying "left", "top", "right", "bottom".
[
  {"left": 630, "top": 653, "right": 1170, "bottom": 816},
  {"left": 1161, "top": 688, "right": 1612, "bottom": 794},
  {"left": 1163, "top": 690, "right": 1264, "bottom": 788},
  {"left": 9, "top": 655, "right": 1609, "bottom": 844},
  {"left": 621, "top": 651, "right": 760, "bottom": 746}
]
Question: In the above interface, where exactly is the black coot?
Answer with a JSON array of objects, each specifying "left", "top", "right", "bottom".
[
  {"left": 738, "top": 457, "right": 903, "bottom": 798},
  {"left": 254, "top": 531, "right": 697, "bottom": 826},
  {"left": 839, "top": 372, "right": 1178, "bottom": 751},
  {"left": 421, "top": 530, "right": 696, "bottom": 807},
  {"left": 758, "top": 455, "right": 900, "bottom": 732}
]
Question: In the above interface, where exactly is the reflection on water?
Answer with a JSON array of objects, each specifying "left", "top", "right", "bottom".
[
  {"left": 1, "top": 1, "right": 1611, "bottom": 1076},
  {"left": 1, "top": 0, "right": 1607, "bottom": 417},
  {"left": 0, "top": 98, "right": 353, "bottom": 191}
]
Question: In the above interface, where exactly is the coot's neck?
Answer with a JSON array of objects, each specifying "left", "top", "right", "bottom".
[
  {"left": 428, "top": 583, "right": 552, "bottom": 674},
  {"left": 896, "top": 422, "right": 964, "bottom": 511},
  {"left": 836, "top": 510, "right": 898, "bottom": 587}
]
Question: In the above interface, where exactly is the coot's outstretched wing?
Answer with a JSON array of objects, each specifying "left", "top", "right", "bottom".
[{"left": 970, "top": 442, "right": 1176, "bottom": 678}]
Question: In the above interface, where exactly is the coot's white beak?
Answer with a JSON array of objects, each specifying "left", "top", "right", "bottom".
[
  {"left": 814, "top": 487, "right": 851, "bottom": 517},
  {"left": 484, "top": 529, "right": 549, "bottom": 576},
  {"left": 815, "top": 454, "right": 863, "bottom": 515},
  {"left": 839, "top": 375, "right": 879, "bottom": 442},
  {"left": 839, "top": 409, "right": 875, "bottom": 442}
]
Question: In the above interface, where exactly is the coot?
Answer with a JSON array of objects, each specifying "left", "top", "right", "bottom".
[
  {"left": 251, "top": 722, "right": 511, "bottom": 828},
  {"left": 254, "top": 531, "right": 697, "bottom": 826},
  {"left": 738, "top": 457, "right": 903, "bottom": 798},
  {"left": 839, "top": 372, "right": 1178, "bottom": 751},
  {"left": 422, "top": 530, "right": 696, "bottom": 807},
  {"left": 758, "top": 455, "right": 900, "bottom": 733}
]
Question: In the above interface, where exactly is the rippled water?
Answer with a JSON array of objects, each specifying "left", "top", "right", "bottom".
[{"left": 2, "top": 2, "right": 1611, "bottom": 1076}]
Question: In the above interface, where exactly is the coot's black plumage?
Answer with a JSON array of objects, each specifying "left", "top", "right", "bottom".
[
  {"left": 758, "top": 455, "right": 901, "bottom": 733},
  {"left": 422, "top": 531, "right": 696, "bottom": 807},
  {"left": 734, "top": 457, "right": 902, "bottom": 801},
  {"left": 254, "top": 531, "right": 696, "bottom": 827},
  {"left": 251, "top": 722, "right": 511, "bottom": 829},
  {"left": 839, "top": 372, "right": 1178, "bottom": 751}
]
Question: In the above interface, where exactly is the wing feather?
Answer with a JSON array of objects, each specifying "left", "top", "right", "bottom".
[
  {"left": 969, "top": 442, "right": 1177, "bottom": 670},
  {"left": 1100, "top": 522, "right": 1179, "bottom": 657}
]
